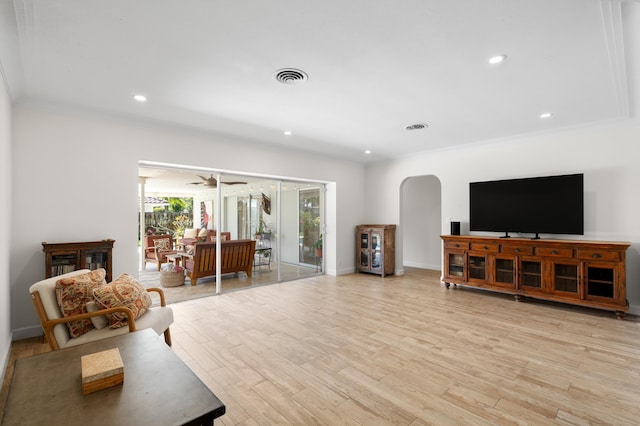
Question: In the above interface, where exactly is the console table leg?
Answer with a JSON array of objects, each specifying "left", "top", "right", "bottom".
[
  {"left": 616, "top": 311, "right": 625, "bottom": 320},
  {"left": 514, "top": 294, "right": 523, "bottom": 302},
  {"left": 444, "top": 282, "right": 450, "bottom": 289}
]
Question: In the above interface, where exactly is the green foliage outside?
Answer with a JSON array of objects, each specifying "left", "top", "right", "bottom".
[{"left": 141, "top": 197, "right": 193, "bottom": 241}]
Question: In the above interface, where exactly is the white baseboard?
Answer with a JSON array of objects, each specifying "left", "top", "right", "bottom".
[
  {"left": 334, "top": 266, "right": 356, "bottom": 276},
  {"left": 12, "top": 325, "right": 43, "bottom": 341},
  {"left": 403, "top": 261, "right": 441, "bottom": 271}
]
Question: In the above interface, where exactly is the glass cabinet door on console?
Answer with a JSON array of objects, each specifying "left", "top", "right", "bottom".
[
  {"left": 467, "top": 242, "right": 497, "bottom": 284},
  {"left": 550, "top": 262, "right": 580, "bottom": 299},
  {"left": 520, "top": 259, "right": 543, "bottom": 293},
  {"left": 442, "top": 239, "right": 469, "bottom": 283},
  {"left": 585, "top": 264, "right": 616, "bottom": 300},
  {"left": 446, "top": 251, "right": 466, "bottom": 280},
  {"left": 493, "top": 256, "right": 516, "bottom": 289},
  {"left": 468, "top": 254, "right": 488, "bottom": 282}
]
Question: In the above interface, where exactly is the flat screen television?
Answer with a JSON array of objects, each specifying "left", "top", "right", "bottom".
[{"left": 469, "top": 173, "right": 584, "bottom": 238}]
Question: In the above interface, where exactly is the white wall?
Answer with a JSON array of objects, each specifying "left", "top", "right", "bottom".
[
  {"left": 0, "top": 69, "right": 12, "bottom": 382},
  {"left": 401, "top": 175, "right": 441, "bottom": 270},
  {"left": 10, "top": 104, "right": 366, "bottom": 339},
  {"left": 365, "top": 120, "right": 640, "bottom": 314}
]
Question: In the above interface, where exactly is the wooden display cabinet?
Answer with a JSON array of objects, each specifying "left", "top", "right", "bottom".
[
  {"left": 356, "top": 224, "right": 396, "bottom": 277},
  {"left": 42, "top": 239, "right": 115, "bottom": 281},
  {"left": 441, "top": 235, "right": 630, "bottom": 319}
]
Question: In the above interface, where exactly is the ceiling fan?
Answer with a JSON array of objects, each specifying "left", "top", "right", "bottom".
[{"left": 189, "top": 174, "right": 247, "bottom": 188}]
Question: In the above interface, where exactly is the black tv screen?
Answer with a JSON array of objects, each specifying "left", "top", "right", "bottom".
[{"left": 470, "top": 174, "right": 584, "bottom": 236}]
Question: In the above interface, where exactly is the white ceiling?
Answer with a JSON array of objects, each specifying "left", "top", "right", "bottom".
[
  {"left": 138, "top": 166, "right": 323, "bottom": 196},
  {"left": 0, "top": 0, "right": 636, "bottom": 163}
]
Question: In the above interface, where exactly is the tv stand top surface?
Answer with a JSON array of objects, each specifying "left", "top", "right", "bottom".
[{"left": 441, "top": 235, "right": 630, "bottom": 250}]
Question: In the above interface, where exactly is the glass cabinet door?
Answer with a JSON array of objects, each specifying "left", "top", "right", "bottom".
[
  {"left": 494, "top": 257, "right": 515, "bottom": 288},
  {"left": 359, "top": 249, "right": 370, "bottom": 268},
  {"left": 371, "top": 231, "right": 382, "bottom": 270},
  {"left": 521, "top": 260, "right": 543, "bottom": 291},
  {"left": 360, "top": 233, "right": 369, "bottom": 249},
  {"left": 371, "top": 232, "right": 380, "bottom": 250},
  {"left": 468, "top": 255, "right": 487, "bottom": 281},
  {"left": 447, "top": 253, "right": 465, "bottom": 278},
  {"left": 585, "top": 265, "right": 615, "bottom": 299},
  {"left": 551, "top": 263, "right": 579, "bottom": 297},
  {"left": 50, "top": 252, "right": 78, "bottom": 276},
  {"left": 358, "top": 232, "right": 370, "bottom": 269}
]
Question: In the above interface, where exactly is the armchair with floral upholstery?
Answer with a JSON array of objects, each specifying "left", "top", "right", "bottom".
[{"left": 144, "top": 234, "right": 178, "bottom": 270}]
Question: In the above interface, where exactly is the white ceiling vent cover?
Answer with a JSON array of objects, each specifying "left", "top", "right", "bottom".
[{"left": 274, "top": 68, "right": 309, "bottom": 85}]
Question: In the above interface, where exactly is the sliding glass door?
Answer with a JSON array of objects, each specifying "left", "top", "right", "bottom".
[
  {"left": 299, "top": 189, "right": 321, "bottom": 268},
  {"left": 139, "top": 163, "right": 325, "bottom": 294}
]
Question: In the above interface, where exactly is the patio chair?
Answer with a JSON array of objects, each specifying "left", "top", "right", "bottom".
[
  {"left": 144, "top": 234, "right": 178, "bottom": 270},
  {"left": 30, "top": 269, "right": 173, "bottom": 351}
]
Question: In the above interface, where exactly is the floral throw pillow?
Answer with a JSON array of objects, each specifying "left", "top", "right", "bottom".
[
  {"left": 153, "top": 238, "right": 171, "bottom": 253},
  {"left": 55, "top": 269, "right": 107, "bottom": 338},
  {"left": 92, "top": 274, "right": 152, "bottom": 329}
]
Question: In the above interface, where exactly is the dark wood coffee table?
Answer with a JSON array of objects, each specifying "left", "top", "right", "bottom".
[{"left": 2, "top": 329, "right": 225, "bottom": 425}]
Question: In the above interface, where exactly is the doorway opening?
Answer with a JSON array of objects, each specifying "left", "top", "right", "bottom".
[
  {"left": 400, "top": 175, "right": 442, "bottom": 273},
  {"left": 138, "top": 163, "right": 327, "bottom": 302}
]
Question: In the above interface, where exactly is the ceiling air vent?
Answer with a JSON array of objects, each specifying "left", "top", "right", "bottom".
[
  {"left": 274, "top": 68, "right": 308, "bottom": 85},
  {"left": 405, "top": 123, "right": 428, "bottom": 131}
]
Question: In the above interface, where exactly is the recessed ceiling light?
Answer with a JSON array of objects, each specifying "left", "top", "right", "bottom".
[
  {"left": 540, "top": 112, "right": 553, "bottom": 119},
  {"left": 283, "top": 130, "right": 292, "bottom": 136},
  {"left": 488, "top": 55, "right": 507, "bottom": 64},
  {"left": 364, "top": 150, "right": 372, "bottom": 154},
  {"left": 133, "top": 94, "right": 147, "bottom": 102},
  {"left": 405, "top": 123, "right": 428, "bottom": 131}
]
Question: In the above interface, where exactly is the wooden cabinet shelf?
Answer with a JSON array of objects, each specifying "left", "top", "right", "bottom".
[
  {"left": 442, "top": 235, "right": 630, "bottom": 319},
  {"left": 356, "top": 225, "right": 395, "bottom": 277},
  {"left": 42, "top": 240, "right": 115, "bottom": 281}
]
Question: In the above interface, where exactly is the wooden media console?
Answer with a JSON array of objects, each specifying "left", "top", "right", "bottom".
[{"left": 442, "top": 235, "right": 630, "bottom": 319}]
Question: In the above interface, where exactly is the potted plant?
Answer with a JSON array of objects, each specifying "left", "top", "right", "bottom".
[
  {"left": 314, "top": 234, "right": 323, "bottom": 258},
  {"left": 256, "top": 217, "right": 272, "bottom": 240}
]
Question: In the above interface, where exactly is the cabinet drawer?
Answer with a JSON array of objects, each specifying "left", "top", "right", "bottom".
[
  {"left": 501, "top": 246, "right": 534, "bottom": 255},
  {"left": 445, "top": 241, "right": 469, "bottom": 250},
  {"left": 576, "top": 249, "right": 620, "bottom": 262},
  {"left": 470, "top": 243, "right": 499, "bottom": 252},
  {"left": 535, "top": 247, "right": 573, "bottom": 258}
]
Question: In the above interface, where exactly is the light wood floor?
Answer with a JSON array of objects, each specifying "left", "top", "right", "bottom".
[{"left": 4, "top": 268, "right": 640, "bottom": 424}]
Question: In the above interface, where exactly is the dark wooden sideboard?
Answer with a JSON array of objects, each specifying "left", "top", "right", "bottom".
[
  {"left": 442, "top": 235, "right": 630, "bottom": 319},
  {"left": 42, "top": 239, "right": 115, "bottom": 281}
]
